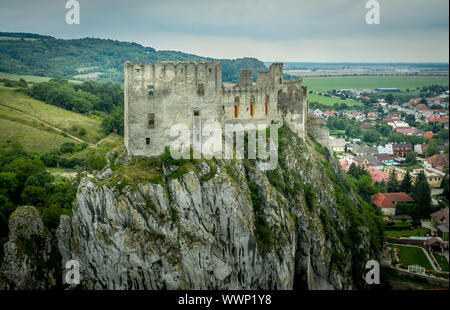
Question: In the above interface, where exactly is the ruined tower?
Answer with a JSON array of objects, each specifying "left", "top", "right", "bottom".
[{"left": 124, "top": 61, "right": 308, "bottom": 157}]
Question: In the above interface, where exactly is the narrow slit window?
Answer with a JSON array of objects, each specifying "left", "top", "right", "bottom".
[
  {"left": 265, "top": 95, "right": 269, "bottom": 115},
  {"left": 148, "top": 113, "right": 155, "bottom": 129},
  {"left": 250, "top": 95, "right": 255, "bottom": 116},
  {"left": 146, "top": 138, "right": 150, "bottom": 145}
]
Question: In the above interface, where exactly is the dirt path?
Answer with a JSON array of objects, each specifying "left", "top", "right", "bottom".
[{"left": 0, "top": 102, "right": 96, "bottom": 147}]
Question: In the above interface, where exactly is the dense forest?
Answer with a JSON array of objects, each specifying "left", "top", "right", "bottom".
[{"left": 0, "top": 32, "right": 268, "bottom": 83}]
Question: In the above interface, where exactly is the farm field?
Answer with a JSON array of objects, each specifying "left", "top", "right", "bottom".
[
  {"left": 396, "top": 245, "right": 433, "bottom": 270},
  {"left": 303, "top": 75, "right": 449, "bottom": 92},
  {"left": 307, "top": 93, "right": 361, "bottom": 106},
  {"left": 0, "top": 72, "right": 80, "bottom": 83},
  {"left": 0, "top": 88, "right": 105, "bottom": 144}
]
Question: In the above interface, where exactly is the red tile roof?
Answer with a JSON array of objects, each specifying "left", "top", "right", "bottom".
[
  {"left": 371, "top": 193, "right": 415, "bottom": 208},
  {"left": 427, "top": 115, "right": 440, "bottom": 122},
  {"left": 424, "top": 131, "right": 434, "bottom": 139},
  {"left": 426, "top": 154, "right": 449, "bottom": 166},
  {"left": 396, "top": 127, "right": 417, "bottom": 134},
  {"left": 368, "top": 167, "right": 390, "bottom": 183},
  {"left": 430, "top": 207, "right": 449, "bottom": 229}
]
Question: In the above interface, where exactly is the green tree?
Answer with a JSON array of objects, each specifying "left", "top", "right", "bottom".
[
  {"left": 385, "top": 94, "right": 394, "bottom": 104},
  {"left": 426, "top": 140, "right": 439, "bottom": 157},
  {"left": 401, "top": 171, "right": 412, "bottom": 194},
  {"left": 387, "top": 170, "right": 399, "bottom": 193},
  {"left": 405, "top": 152, "right": 417, "bottom": 166},
  {"left": 363, "top": 130, "right": 380, "bottom": 144},
  {"left": 412, "top": 170, "right": 432, "bottom": 216}
]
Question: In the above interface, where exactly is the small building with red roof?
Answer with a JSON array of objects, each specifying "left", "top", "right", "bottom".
[
  {"left": 368, "top": 167, "right": 390, "bottom": 183},
  {"left": 424, "top": 131, "right": 434, "bottom": 139},
  {"left": 371, "top": 192, "right": 415, "bottom": 216},
  {"left": 426, "top": 115, "right": 440, "bottom": 123},
  {"left": 395, "top": 127, "right": 418, "bottom": 135}
]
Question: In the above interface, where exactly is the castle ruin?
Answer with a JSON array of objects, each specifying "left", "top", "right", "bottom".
[{"left": 124, "top": 61, "right": 309, "bottom": 157}]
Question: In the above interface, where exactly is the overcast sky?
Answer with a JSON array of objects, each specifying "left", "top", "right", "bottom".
[{"left": 0, "top": 0, "right": 448, "bottom": 62}]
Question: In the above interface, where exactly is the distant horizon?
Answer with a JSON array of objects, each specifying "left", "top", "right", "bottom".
[{"left": 1, "top": 30, "right": 449, "bottom": 65}]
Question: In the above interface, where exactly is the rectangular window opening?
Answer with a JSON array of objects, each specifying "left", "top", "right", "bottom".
[
  {"left": 148, "top": 113, "right": 155, "bottom": 129},
  {"left": 197, "top": 83, "right": 205, "bottom": 96},
  {"left": 146, "top": 138, "right": 150, "bottom": 145}
]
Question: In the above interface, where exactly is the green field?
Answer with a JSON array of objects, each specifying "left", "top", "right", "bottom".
[
  {"left": 396, "top": 245, "right": 433, "bottom": 270},
  {"left": 0, "top": 88, "right": 104, "bottom": 144},
  {"left": 0, "top": 72, "right": 80, "bottom": 83},
  {"left": 385, "top": 227, "right": 430, "bottom": 238},
  {"left": 307, "top": 93, "right": 361, "bottom": 106},
  {"left": 303, "top": 76, "right": 449, "bottom": 92}
]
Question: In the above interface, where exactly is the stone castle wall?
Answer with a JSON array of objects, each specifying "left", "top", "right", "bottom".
[{"left": 125, "top": 61, "right": 308, "bottom": 157}]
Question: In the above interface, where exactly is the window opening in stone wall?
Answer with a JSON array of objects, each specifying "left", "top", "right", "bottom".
[
  {"left": 250, "top": 95, "right": 255, "bottom": 116},
  {"left": 197, "top": 83, "right": 205, "bottom": 96},
  {"left": 148, "top": 113, "right": 155, "bottom": 129},
  {"left": 148, "top": 85, "right": 154, "bottom": 98},
  {"left": 146, "top": 138, "right": 150, "bottom": 145},
  {"left": 234, "top": 96, "right": 240, "bottom": 118}
]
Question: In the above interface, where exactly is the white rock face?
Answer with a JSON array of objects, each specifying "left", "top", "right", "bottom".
[{"left": 56, "top": 137, "right": 371, "bottom": 290}]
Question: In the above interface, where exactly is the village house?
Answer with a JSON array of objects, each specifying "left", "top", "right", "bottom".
[
  {"left": 414, "top": 144, "right": 428, "bottom": 155},
  {"left": 329, "top": 138, "right": 347, "bottom": 153},
  {"left": 395, "top": 127, "right": 418, "bottom": 135},
  {"left": 430, "top": 207, "right": 449, "bottom": 241},
  {"left": 392, "top": 143, "right": 412, "bottom": 157},
  {"left": 352, "top": 145, "right": 378, "bottom": 156},
  {"left": 371, "top": 192, "right": 415, "bottom": 216},
  {"left": 424, "top": 154, "right": 449, "bottom": 171},
  {"left": 423, "top": 131, "right": 434, "bottom": 139},
  {"left": 354, "top": 155, "right": 384, "bottom": 170},
  {"left": 368, "top": 167, "right": 390, "bottom": 183}
]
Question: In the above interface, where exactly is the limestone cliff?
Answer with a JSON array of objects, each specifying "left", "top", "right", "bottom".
[
  {"left": 0, "top": 206, "right": 59, "bottom": 290},
  {"left": 56, "top": 127, "right": 384, "bottom": 290}
]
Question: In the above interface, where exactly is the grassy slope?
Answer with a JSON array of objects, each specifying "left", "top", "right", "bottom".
[
  {"left": 0, "top": 117, "right": 75, "bottom": 153},
  {"left": 0, "top": 88, "right": 104, "bottom": 144}
]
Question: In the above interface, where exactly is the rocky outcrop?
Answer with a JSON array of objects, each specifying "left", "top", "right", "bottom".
[
  {"left": 56, "top": 130, "right": 382, "bottom": 290},
  {"left": 0, "top": 206, "right": 58, "bottom": 290}
]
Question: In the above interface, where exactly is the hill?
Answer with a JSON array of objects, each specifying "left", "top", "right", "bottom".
[
  {"left": 0, "top": 32, "right": 268, "bottom": 83},
  {"left": 0, "top": 87, "right": 105, "bottom": 152}
]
